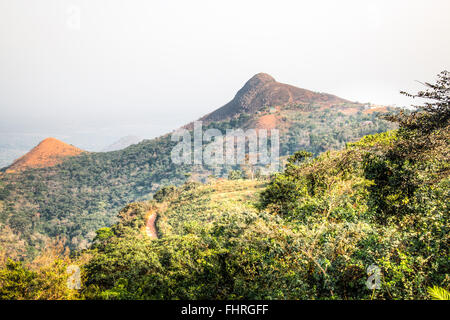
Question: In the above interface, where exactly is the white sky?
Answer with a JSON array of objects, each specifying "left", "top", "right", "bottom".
[{"left": 0, "top": 0, "right": 449, "bottom": 146}]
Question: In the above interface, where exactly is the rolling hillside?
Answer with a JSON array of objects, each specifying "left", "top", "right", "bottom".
[
  {"left": 1, "top": 70, "right": 448, "bottom": 300},
  {"left": 81, "top": 123, "right": 449, "bottom": 299},
  {"left": 0, "top": 73, "right": 397, "bottom": 257}
]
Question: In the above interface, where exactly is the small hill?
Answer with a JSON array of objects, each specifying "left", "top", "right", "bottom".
[
  {"left": 6, "top": 137, "right": 84, "bottom": 172},
  {"left": 201, "top": 73, "right": 352, "bottom": 122}
]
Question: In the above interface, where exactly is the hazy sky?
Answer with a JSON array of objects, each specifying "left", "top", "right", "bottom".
[{"left": 1, "top": 0, "right": 449, "bottom": 148}]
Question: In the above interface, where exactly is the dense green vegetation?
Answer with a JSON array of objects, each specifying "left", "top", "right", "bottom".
[
  {"left": 278, "top": 105, "right": 395, "bottom": 155},
  {"left": 0, "top": 135, "right": 191, "bottom": 256},
  {"left": 83, "top": 180, "right": 307, "bottom": 299},
  {"left": 206, "top": 104, "right": 397, "bottom": 156},
  {"left": 0, "top": 102, "right": 395, "bottom": 258},
  {"left": 81, "top": 71, "right": 449, "bottom": 299},
  {"left": 78, "top": 124, "right": 447, "bottom": 299},
  {"left": 0, "top": 240, "right": 80, "bottom": 300},
  {"left": 0, "top": 71, "right": 447, "bottom": 300}
]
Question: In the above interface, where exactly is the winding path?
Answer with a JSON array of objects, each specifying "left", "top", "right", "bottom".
[{"left": 145, "top": 210, "right": 158, "bottom": 239}]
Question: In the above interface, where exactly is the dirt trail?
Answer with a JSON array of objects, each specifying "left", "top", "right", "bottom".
[{"left": 145, "top": 210, "right": 158, "bottom": 239}]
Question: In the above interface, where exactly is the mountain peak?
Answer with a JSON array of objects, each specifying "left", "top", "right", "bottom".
[
  {"left": 200, "top": 73, "right": 350, "bottom": 122},
  {"left": 6, "top": 137, "right": 84, "bottom": 172},
  {"left": 39, "top": 137, "right": 63, "bottom": 146},
  {"left": 246, "top": 73, "right": 276, "bottom": 86}
]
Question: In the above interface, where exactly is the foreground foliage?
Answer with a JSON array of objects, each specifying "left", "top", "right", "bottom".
[
  {"left": 81, "top": 72, "right": 449, "bottom": 300},
  {"left": 0, "top": 240, "right": 80, "bottom": 300},
  {"left": 0, "top": 71, "right": 447, "bottom": 300},
  {"left": 0, "top": 103, "right": 395, "bottom": 257}
]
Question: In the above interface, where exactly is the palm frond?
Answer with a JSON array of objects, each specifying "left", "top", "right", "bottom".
[{"left": 428, "top": 286, "right": 450, "bottom": 300}]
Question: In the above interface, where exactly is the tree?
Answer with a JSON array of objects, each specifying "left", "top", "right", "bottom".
[
  {"left": 228, "top": 170, "right": 243, "bottom": 180},
  {"left": 383, "top": 70, "right": 449, "bottom": 161},
  {"left": 0, "top": 260, "right": 39, "bottom": 299},
  {"left": 153, "top": 185, "right": 177, "bottom": 202},
  {"left": 287, "top": 150, "right": 313, "bottom": 165},
  {"left": 392, "top": 70, "right": 449, "bottom": 132},
  {"left": 363, "top": 70, "right": 450, "bottom": 222}
]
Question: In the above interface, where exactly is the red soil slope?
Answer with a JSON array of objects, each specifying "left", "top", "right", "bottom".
[
  {"left": 145, "top": 211, "right": 158, "bottom": 239},
  {"left": 7, "top": 137, "right": 84, "bottom": 172}
]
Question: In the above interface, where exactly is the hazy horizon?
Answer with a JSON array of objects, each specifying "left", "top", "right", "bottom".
[{"left": 1, "top": 0, "right": 449, "bottom": 151}]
